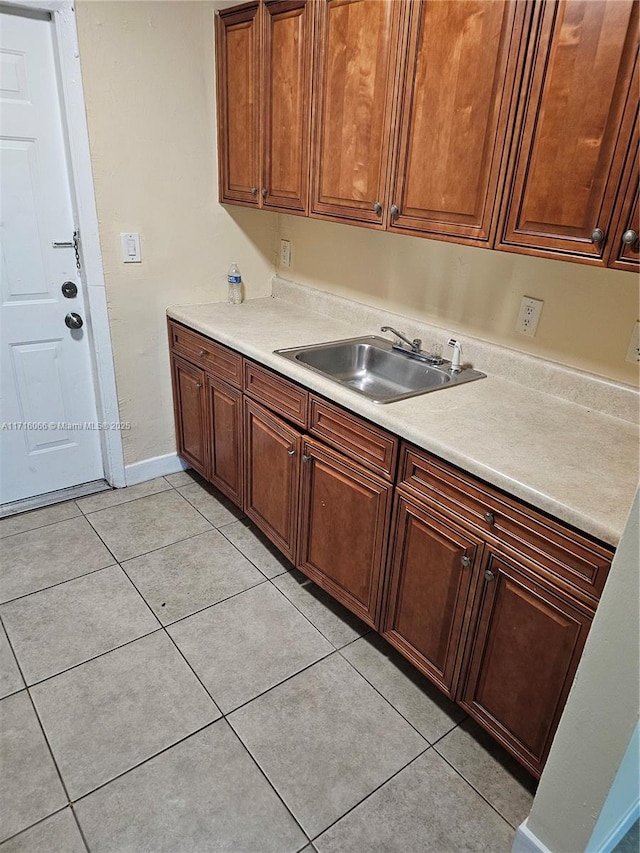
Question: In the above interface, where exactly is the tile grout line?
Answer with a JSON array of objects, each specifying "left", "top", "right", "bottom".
[
  {"left": 0, "top": 805, "right": 72, "bottom": 849},
  {"left": 0, "top": 500, "right": 83, "bottom": 540}
]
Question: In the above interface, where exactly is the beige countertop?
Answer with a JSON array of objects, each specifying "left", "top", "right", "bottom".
[{"left": 168, "top": 296, "right": 639, "bottom": 547}]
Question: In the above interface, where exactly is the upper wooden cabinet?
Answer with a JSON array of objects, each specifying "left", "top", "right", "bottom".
[
  {"left": 388, "top": 0, "right": 531, "bottom": 244},
  {"left": 498, "top": 0, "right": 639, "bottom": 264},
  {"left": 607, "top": 116, "right": 639, "bottom": 271},
  {"left": 310, "top": 0, "right": 401, "bottom": 226},
  {"left": 216, "top": 0, "right": 312, "bottom": 213}
]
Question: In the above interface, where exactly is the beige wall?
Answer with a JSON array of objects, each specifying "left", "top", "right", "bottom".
[
  {"left": 76, "top": 1, "right": 278, "bottom": 466},
  {"left": 525, "top": 491, "right": 639, "bottom": 852},
  {"left": 277, "top": 214, "right": 640, "bottom": 385}
]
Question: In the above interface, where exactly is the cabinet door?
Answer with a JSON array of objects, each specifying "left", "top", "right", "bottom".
[
  {"left": 382, "top": 494, "right": 482, "bottom": 699},
  {"left": 216, "top": 3, "right": 261, "bottom": 205},
  {"left": 460, "top": 551, "right": 592, "bottom": 777},
  {"left": 607, "top": 118, "right": 639, "bottom": 271},
  {"left": 262, "top": 0, "right": 312, "bottom": 213},
  {"left": 244, "top": 398, "right": 301, "bottom": 563},
  {"left": 499, "top": 0, "right": 639, "bottom": 264},
  {"left": 310, "top": 0, "right": 401, "bottom": 226},
  {"left": 171, "top": 355, "right": 209, "bottom": 478},
  {"left": 389, "top": 0, "right": 530, "bottom": 245},
  {"left": 207, "top": 375, "right": 243, "bottom": 508},
  {"left": 298, "top": 438, "right": 392, "bottom": 627}
]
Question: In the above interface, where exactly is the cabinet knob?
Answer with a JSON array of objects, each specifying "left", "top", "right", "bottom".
[
  {"left": 199, "top": 350, "right": 207, "bottom": 358},
  {"left": 390, "top": 204, "right": 399, "bottom": 221},
  {"left": 262, "top": 187, "right": 268, "bottom": 198},
  {"left": 373, "top": 201, "right": 382, "bottom": 215},
  {"left": 195, "top": 382, "right": 202, "bottom": 390},
  {"left": 590, "top": 227, "right": 605, "bottom": 244},
  {"left": 484, "top": 569, "right": 495, "bottom": 582},
  {"left": 484, "top": 511, "right": 495, "bottom": 525},
  {"left": 302, "top": 454, "right": 311, "bottom": 464},
  {"left": 622, "top": 229, "right": 639, "bottom": 246},
  {"left": 461, "top": 555, "right": 471, "bottom": 568},
  {"left": 250, "top": 186, "right": 258, "bottom": 195},
  {"left": 287, "top": 448, "right": 296, "bottom": 457}
]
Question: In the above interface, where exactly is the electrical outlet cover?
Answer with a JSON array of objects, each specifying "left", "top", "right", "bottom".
[
  {"left": 516, "top": 296, "right": 543, "bottom": 337},
  {"left": 625, "top": 321, "right": 640, "bottom": 364}
]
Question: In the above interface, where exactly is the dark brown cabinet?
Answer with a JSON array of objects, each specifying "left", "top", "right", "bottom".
[
  {"left": 298, "top": 438, "right": 392, "bottom": 628},
  {"left": 310, "top": 0, "right": 401, "bottom": 227},
  {"left": 216, "top": 0, "right": 313, "bottom": 213},
  {"left": 171, "top": 355, "right": 209, "bottom": 478},
  {"left": 207, "top": 375, "right": 243, "bottom": 506},
  {"left": 243, "top": 398, "right": 301, "bottom": 563},
  {"left": 382, "top": 493, "right": 482, "bottom": 698},
  {"left": 459, "top": 550, "right": 592, "bottom": 776},
  {"left": 388, "top": 0, "right": 530, "bottom": 245},
  {"left": 498, "top": 0, "right": 639, "bottom": 264},
  {"left": 607, "top": 117, "right": 639, "bottom": 272}
]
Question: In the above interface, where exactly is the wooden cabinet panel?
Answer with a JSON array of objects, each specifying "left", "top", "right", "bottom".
[
  {"left": 389, "top": 0, "right": 529, "bottom": 244},
  {"left": 460, "top": 550, "right": 592, "bottom": 777},
  {"left": 310, "top": 0, "right": 401, "bottom": 225},
  {"left": 216, "top": 3, "right": 261, "bottom": 205},
  {"left": 309, "top": 396, "right": 397, "bottom": 479},
  {"left": 262, "top": 0, "right": 312, "bottom": 213},
  {"left": 607, "top": 117, "right": 639, "bottom": 271},
  {"left": 499, "top": 0, "right": 639, "bottom": 263},
  {"left": 207, "top": 376, "right": 243, "bottom": 507},
  {"left": 244, "top": 398, "right": 301, "bottom": 563},
  {"left": 298, "top": 438, "right": 392, "bottom": 627},
  {"left": 169, "top": 322, "right": 242, "bottom": 388},
  {"left": 382, "top": 493, "right": 482, "bottom": 698},
  {"left": 171, "top": 355, "right": 209, "bottom": 478},
  {"left": 243, "top": 360, "right": 308, "bottom": 427}
]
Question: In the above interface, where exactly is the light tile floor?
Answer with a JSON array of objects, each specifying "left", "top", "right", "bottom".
[{"left": 0, "top": 472, "right": 537, "bottom": 851}]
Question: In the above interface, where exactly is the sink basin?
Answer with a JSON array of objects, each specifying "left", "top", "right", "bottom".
[{"left": 274, "top": 336, "right": 485, "bottom": 404}]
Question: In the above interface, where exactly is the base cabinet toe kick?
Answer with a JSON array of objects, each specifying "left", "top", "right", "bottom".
[{"left": 168, "top": 319, "right": 613, "bottom": 778}]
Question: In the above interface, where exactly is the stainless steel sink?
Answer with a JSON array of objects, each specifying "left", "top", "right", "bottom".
[{"left": 274, "top": 336, "right": 485, "bottom": 404}]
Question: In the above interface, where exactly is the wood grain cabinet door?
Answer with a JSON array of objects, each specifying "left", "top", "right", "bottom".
[
  {"left": 382, "top": 494, "right": 482, "bottom": 699},
  {"left": 216, "top": 3, "right": 261, "bottom": 205},
  {"left": 310, "top": 0, "right": 402, "bottom": 226},
  {"left": 171, "top": 355, "right": 209, "bottom": 479},
  {"left": 207, "top": 375, "right": 243, "bottom": 508},
  {"left": 389, "top": 0, "right": 530, "bottom": 245},
  {"left": 459, "top": 550, "right": 592, "bottom": 778},
  {"left": 244, "top": 398, "right": 301, "bottom": 564},
  {"left": 607, "top": 117, "right": 639, "bottom": 271},
  {"left": 262, "top": 0, "right": 313, "bottom": 213},
  {"left": 499, "top": 0, "right": 639, "bottom": 264},
  {"left": 298, "top": 438, "right": 392, "bottom": 628}
]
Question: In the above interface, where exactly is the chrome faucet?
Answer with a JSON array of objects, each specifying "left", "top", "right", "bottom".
[{"left": 381, "top": 326, "right": 422, "bottom": 353}]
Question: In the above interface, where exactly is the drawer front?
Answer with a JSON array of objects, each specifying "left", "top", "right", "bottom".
[
  {"left": 399, "top": 443, "right": 612, "bottom": 601},
  {"left": 309, "top": 396, "right": 398, "bottom": 479},
  {"left": 243, "top": 361, "right": 308, "bottom": 428},
  {"left": 169, "top": 321, "right": 242, "bottom": 387}
]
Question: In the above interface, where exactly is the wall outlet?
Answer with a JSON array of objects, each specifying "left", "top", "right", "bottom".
[
  {"left": 625, "top": 321, "right": 640, "bottom": 364},
  {"left": 280, "top": 239, "right": 291, "bottom": 268},
  {"left": 516, "top": 296, "right": 543, "bottom": 336}
]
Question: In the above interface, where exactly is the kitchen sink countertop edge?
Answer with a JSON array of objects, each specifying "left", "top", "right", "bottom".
[{"left": 167, "top": 297, "right": 639, "bottom": 547}]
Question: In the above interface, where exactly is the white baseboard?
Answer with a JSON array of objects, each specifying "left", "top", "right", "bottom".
[
  {"left": 591, "top": 800, "right": 639, "bottom": 853},
  {"left": 512, "top": 821, "right": 553, "bottom": 853},
  {"left": 125, "top": 452, "right": 188, "bottom": 486}
]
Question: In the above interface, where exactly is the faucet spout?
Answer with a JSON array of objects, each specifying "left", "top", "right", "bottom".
[{"left": 381, "top": 326, "right": 422, "bottom": 353}]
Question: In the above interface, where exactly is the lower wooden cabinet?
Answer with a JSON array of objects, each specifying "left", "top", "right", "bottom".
[
  {"left": 243, "top": 398, "right": 301, "bottom": 564},
  {"left": 458, "top": 549, "right": 592, "bottom": 777},
  {"left": 171, "top": 354, "right": 208, "bottom": 478},
  {"left": 381, "top": 492, "right": 482, "bottom": 698},
  {"left": 298, "top": 439, "right": 392, "bottom": 628},
  {"left": 207, "top": 375, "right": 243, "bottom": 507}
]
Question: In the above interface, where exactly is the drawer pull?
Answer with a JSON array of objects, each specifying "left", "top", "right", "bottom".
[
  {"left": 199, "top": 349, "right": 207, "bottom": 358},
  {"left": 461, "top": 555, "right": 471, "bottom": 568},
  {"left": 485, "top": 569, "right": 495, "bottom": 582},
  {"left": 484, "top": 511, "right": 495, "bottom": 525}
]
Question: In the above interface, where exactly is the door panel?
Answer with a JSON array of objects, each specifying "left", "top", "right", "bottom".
[
  {"left": 607, "top": 116, "right": 639, "bottom": 271},
  {"left": 499, "top": 0, "right": 639, "bottom": 262},
  {"left": 460, "top": 551, "right": 592, "bottom": 777},
  {"left": 0, "top": 11, "right": 102, "bottom": 504},
  {"left": 171, "top": 356, "right": 208, "bottom": 478},
  {"left": 207, "top": 375, "right": 243, "bottom": 508},
  {"left": 382, "top": 494, "right": 481, "bottom": 697},
  {"left": 263, "top": 0, "right": 312, "bottom": 212},
  {"left": 390, "top": 0, "right": 529, "bottom": 244},
  {"left": 298, "top": 438, "right": 391, "bottom": 627},
  {"left": 311, "top": 0, "right": 401, "bottom": 225}
]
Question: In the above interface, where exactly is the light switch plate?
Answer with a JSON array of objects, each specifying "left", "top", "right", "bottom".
[{"left": 121, "top": 232, "right": 141, "bottom": 263}]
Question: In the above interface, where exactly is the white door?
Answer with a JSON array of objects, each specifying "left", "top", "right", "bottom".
[{"left": 0, "top": 10, "right": 103, "bottom": 505}]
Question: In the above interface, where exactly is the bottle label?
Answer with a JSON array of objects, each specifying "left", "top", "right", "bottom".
[{"left": 227, "top": 275, "right": 241, "bottom": 284}]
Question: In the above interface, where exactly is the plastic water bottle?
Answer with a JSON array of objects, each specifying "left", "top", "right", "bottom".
[{"left": 227, "top": 263, "right": 242, "bottom": 304}]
